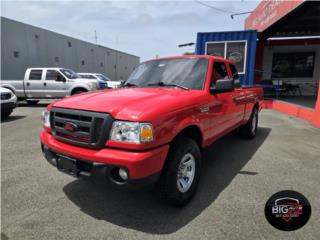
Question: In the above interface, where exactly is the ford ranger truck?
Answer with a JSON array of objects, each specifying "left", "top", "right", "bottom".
[{"left": 40, "top": 55, "right": 263, "bottom": 206}]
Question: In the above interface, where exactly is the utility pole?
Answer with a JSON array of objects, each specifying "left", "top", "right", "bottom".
[
  {"left": 115, "top": 35, "right": 119, "bottom": 80},
  {"left": 94, "top": 30, "right": 98, "bottom": 44}
]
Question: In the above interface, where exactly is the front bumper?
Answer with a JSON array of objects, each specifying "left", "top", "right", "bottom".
[{"left": 40, "top": 131, "right": 169, "bottom": 189}]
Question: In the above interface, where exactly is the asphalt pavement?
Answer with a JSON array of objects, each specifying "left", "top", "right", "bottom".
[{"left": 1, "top": 102, "right": 320, "bottom": 240}]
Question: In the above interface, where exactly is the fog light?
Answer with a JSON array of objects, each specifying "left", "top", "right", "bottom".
[{"left": 119, "top": 168, "right": 128, "bottom": 180}]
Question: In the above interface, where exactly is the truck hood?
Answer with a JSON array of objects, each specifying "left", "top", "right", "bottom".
[
  {"left": 73, "top": 78, "right": 96, "bottom": 83},
  {"left": 51, "top": 88, "right": 204, "bottom": 120}
]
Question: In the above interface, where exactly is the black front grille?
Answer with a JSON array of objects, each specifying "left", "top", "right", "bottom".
[
  {"left": 51, "top": 107, "right": 113, "bottom": 149},
  {"left": 1, "top": 93, "right": 11, "bottom": 100}
]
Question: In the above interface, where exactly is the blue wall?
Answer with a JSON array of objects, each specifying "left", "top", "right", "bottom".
[{"left": 196, "top": 30, "right": 257, "bottom": 86}]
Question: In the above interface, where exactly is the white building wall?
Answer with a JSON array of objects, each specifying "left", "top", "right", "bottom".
[{"left": 1, "top": 17, "right": 140, "bottom": 81}]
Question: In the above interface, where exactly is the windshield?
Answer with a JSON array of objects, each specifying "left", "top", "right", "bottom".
[
  {"left": 96, "top": 74, "right": 111, "bottom": 81},
  {"left": 60, "top": 69, "right": 81, "bottom": 79},
  {"left": 125, "top": 58, "right": 208, "bottom": 90}
]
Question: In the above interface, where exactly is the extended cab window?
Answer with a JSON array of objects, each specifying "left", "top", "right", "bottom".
[
  {"left": 29, "top": 70, "right": 42, "bottom": 80},
  {"left": 229, "top": 64, "right": 241, "bottom": 88},
  {"left": 46, "top": 70, "right": 62, "bottom": 80},
  {"left": 210, "top": 62, "right": 229, "bottom": 87}
]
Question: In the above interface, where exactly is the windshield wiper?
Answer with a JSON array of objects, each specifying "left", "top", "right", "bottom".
[{"left": 147, "top": 82, "right": 189, "bottom": 90}]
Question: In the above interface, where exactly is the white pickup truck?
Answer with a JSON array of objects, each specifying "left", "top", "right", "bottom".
[{"left": 0, "top": 68, "right": 98, "bottom": 105}]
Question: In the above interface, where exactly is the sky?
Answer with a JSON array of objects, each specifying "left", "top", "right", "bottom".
[{"left": 1, "top": 0, "right": 259, "bottom": 61}]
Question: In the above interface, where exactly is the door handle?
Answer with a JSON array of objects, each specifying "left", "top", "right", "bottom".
[
  {"left": 26, "top": 82, "right": 30, "bottom": 86},
  {"left": 43, "top": 82, "right": 47, "bottom": 86}
]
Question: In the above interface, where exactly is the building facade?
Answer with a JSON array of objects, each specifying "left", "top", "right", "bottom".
[
  {"left": 195, "top": 0, "right": 320, "bottom": 128},
  {"left": 1, "top": 17, "right": 140, "bottom": 81}
]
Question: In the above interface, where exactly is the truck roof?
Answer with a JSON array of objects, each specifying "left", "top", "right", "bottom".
[
  {"left": 146, "top": 55, "right": 236, "bottom": 64},
  {"left": 26, "top": 67, "right": 69, "bottom": 71}
]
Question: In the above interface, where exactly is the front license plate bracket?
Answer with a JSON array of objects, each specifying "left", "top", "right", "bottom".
[{"left": 57, "top": 155, "right": 79, "bottom": 177}]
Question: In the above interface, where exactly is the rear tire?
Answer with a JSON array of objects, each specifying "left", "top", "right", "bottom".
[
  {"left": 239, "top": 107, "right": 258, "bottom": 139},
  {"left": 158, "top": 137, "right": 201, "bottom": 206},
  {"left": 26, "top": 100, "right": 39, "bottom": 105}
]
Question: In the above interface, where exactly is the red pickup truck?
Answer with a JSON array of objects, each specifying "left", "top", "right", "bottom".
[{"left": 40, "top": 55, "right": 263, "bottom": 205}]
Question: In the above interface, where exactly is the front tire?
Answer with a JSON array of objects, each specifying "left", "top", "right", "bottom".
[
  {"left": 239, "top": 107, "right": 258, "bottom": 139},
  {"left": 158, "top": 137, "right": 201, "bottom": 206},
  {"left": 71, "top": 90, "right": 87, "bottom": 95}
]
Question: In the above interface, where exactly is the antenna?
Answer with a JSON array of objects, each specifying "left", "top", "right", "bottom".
[{"left": 230, "top": 11, "right": 252, "bottom": 19}]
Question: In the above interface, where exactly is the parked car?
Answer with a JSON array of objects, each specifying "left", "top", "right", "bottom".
[
  {"left": 1, "top": 87, "right": 17, "bottom": 118},
  {"left": 40, "top": 55, "right": 263, "bottom": 205},
  {"left": 78, "top": 73, "right": 122, "bottom": 89},
  {"left": 0, "top": 68, "right": 98, "bottom": 105}
]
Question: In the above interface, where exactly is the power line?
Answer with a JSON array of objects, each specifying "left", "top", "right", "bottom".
[{"left": 194, "top": 0, "right": 236, "bottom": 14}]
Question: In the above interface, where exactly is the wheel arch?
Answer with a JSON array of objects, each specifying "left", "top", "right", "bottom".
[
  {"left": 70, "top": 86, "right": 88, "bottom": 95},
  {"left": 171, "top": 124, "right": 203, "bottom": 149},
  {"left": 1, "top": 84, "right": 16, "bottom": 95}
]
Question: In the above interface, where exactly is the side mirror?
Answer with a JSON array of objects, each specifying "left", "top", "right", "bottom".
[
  {"left": 234, "top": 79, "right": 241, "bottom": 88},
  {"left": 210, "top": 79, "right": 234, "bottom": 94}
]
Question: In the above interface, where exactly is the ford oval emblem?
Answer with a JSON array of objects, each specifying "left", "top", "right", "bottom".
[{"left": 64, "top": 122, "right": 78, "bottom": 132}]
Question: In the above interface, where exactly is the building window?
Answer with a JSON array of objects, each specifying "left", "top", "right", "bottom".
[
  {"left": 206, "top": 41, "right": 247, "bottom": 74},
  {"left": 91, "top": 49, "right": 94, "bottom": 52},
  {"left": 125, "top": 66, "right": 127, "bottom": 70},
  {"left": 13, "top": 51, "right": 20, "bottom": 58},
  {"left": 107, "top": 52, "right": 110, "bottom": 56},
  {"left": 68, "top": 42, "right": 72, "bottom": 47},
  {"left": 35, "top": 34, "right": 39, "bottom": 39},
  {"left": 81, "top": 60, "right": 85, "bottom": 65},
  {"left": 272, "top": 52, "right": 315, "bottom": 78},
  {"left": 100, "top": 63, "right": 103, "bottom": 67},
  {"left": 54, "top": 57, "right": 59, "bottom": 63}
]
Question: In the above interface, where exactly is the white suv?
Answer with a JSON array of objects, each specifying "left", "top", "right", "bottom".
[{"left": 1, "top": 87, "right": 17, "bottom": 118}]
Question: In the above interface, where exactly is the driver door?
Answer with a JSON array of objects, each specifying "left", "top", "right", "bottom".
[
  {"left": 208, "top": 61, "right": 236, "bottom": 137},
  {"left": 44, "top": 70, "right": 68, "bottom": 98}
]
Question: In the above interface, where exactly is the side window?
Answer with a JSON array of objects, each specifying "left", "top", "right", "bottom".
[
  {"left": 210, "top": 62, "right": 229, "bottom": 87},
  {"left": 29, "top": 70, "right": 42, "bottom": 80},
  {"left": 229, "top": 64, "right": 241, "bottom": 88},
  {"left": 46, "top": 70, "right": 61, "bottom": 80}
]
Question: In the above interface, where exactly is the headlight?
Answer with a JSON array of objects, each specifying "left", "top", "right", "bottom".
[
  {"left": 110, "top": 121, "right": 154, "bottom": 143},
  {"left": 42, "top": 110, "right": 51, "bottom": 128}
]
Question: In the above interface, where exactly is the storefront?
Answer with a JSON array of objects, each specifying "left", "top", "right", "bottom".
[{"left": 196, "top": 0, "right": 320, "bottom": 128}]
